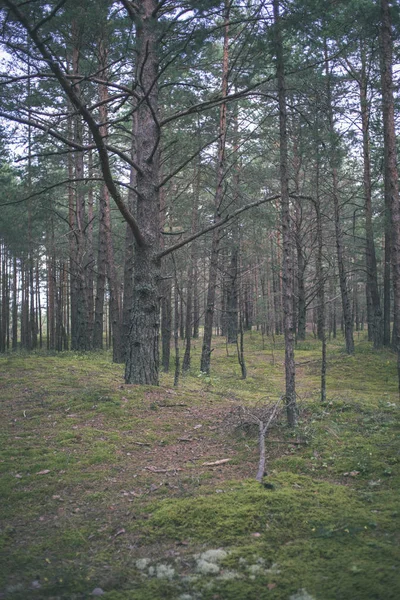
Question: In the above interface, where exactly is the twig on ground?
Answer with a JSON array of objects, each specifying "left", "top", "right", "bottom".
[{"left": 223, "top": 399, "right": 284, "bottom": 482}]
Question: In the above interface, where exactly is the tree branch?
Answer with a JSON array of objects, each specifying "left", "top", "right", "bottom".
[
  {"left": 2, "top": 0, "right": 145, "bottom": 247},
  {"left": 157, "top": 194, "right": 280, "bottom": 259}
]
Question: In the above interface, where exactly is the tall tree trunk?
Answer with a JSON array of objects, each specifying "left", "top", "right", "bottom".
[
  {"left": 358, "top": 43, "right": 382, "bottom": 348},
  {"left": 200, "top": 0, "right": 230, "bottom": 375},
  {"left": 380, "top": 0, "right": 400, "bottom": 388},
  {"left": 325, "top": 46, "right": 354, "bottom": 355},
  {"left": 182, "top": 158, "right": 201, "bottom": 372},
  {"left": 313, "top": 158, "right": 327, "bottom": 402},
  {"left": 86, "top": 144, "right": 95, "bottom": 347},
  {"left": 93, "top": 187, "right": 107, "bottom": 350},
  {"left": 292, "top": 133, "right": 306, "bottom": 341},
  {"left": 160, "top": 177, "right": 172, "bottom": 373},
  {"left": 98, "top": 37, "right": 122, "bottom": 362},
  {"left": 273, "top": 0, "right": 297, "bottom": 426},
  {"left": 226, "top": 246, "right": 239, "bottom": 344},
  {"left": 12, "top": 255, "right": 17, "bottom": 350},
  {"left": 125, "top": 0, "right": 161, "bottom": 385},
  {"left": 70, "top": 25, "right": 91, "bottom": 351}
]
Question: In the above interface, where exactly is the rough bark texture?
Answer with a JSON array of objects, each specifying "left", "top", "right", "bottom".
[
  {"left": 125, "top": 0, "right": 161, "bottom": 385},
  {"left": 122, "top": 113, "right": 137, "bottom": 361}
]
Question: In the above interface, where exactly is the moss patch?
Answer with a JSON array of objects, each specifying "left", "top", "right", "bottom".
[{"left": 0, "top": 336, "right": 399, "bottom": 599}]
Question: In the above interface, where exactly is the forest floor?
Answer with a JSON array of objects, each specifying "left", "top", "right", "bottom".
[{"left": 0, "top": 333, "right": 399, "bottom": 600}]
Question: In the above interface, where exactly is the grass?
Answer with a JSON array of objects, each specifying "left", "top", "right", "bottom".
[{"left": 0, "top": 333, "right": 399, "bottom": 599}]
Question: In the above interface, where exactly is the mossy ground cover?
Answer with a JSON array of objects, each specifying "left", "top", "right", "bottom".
[{"left": 0, "top": 335, "right": 399, "bottom": 599}]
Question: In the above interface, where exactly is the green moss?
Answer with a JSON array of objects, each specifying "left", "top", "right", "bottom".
[
  {"left": 0, "top": 338, "right": 399, "bottom": 600},
  {"left": 144, "top": 474, "right": 378, "bottom": 546}
]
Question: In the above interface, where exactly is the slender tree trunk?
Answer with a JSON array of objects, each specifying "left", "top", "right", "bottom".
[
  {"left": 358, "top": 44, "right": 382, "bottom": 348},
  {"left": 122, "top": 111, "right": 138, "bottom": 361},
  {"left": 182, "top": 159, "right": 201, "bottom": 372},
  {"left": 226, "top": 246, "right": 239, "bottom": 343},
  {"left": 70, "top": 26, "right": 91, "bottom": 351},
  {"left": 380, "top": 0, "right": 400, "bottom": 389},
  {"left": 98, "top": 38, "right": 122, "bottom": 362},
  {"left": 86, "top": 144, "right": 95, "bottom": 347},
  {"left": 200, "top": 0, "right": 230, "bottom": 374},
  {"left": 160, "top": 178, "right": 172, "bottom": 373},
  {"left": 325, "top": 46, "right": 354, "bottom": 355},
  {"left": 273, "top": 0, "right": 297, "bottom": 426},
  {"left": 93, "top": 187, "right": 107, "bottom": 350},
  {"left": 174, "top": 279, "right": 180, "bottom": 387},
  {"left": 12, "top": 255, "right": 17, "bottom": 350},
  {"left": 226, "top": 105, "right": 240, "bottom": 345},
  {"left": 292, "top": 135, "right": 306, "bottom": 341},
  {"left": 313, "top": 159, "right": 327, "bottom": 402},
  {"left": 67, "top": 104, "right": 77, "bottom": 351}
]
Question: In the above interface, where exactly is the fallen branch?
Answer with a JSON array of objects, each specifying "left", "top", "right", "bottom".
[
  {"left": 267, "top": 439, "right": 307, "bottom": 445},
  {"left": 156, "top": 403, "right": 188, "bottom": 408},
  {"left": 144, "top": 466, "right": 183, "bottom": 473},
  {"left": 202, "top": 459, "right": 231, "bottom": 466},
  {"left": 223, "top": 399, "right": 284, "bottom": 482},
  {"left": 255, "top": 400, "right": 282, "bottom": 482}
]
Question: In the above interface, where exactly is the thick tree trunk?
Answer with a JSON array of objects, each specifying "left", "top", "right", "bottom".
[
  {"left": 125, "top": 0, "right": 161, "bottom": 385},
  {"left": 273, "top": 0, "right": 297, "bottom": 426}
]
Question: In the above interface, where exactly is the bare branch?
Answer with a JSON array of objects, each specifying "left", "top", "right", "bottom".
[
  {"left": 31, "top": 0, "right": 67, "bottom": 34},
  {"left": 2, "top": 0, "right": 145, "bottom": 247},
  {"left": 158, "top": 132, "right": 222, "bottom": 189},
  {"left": 158, "top": 194, "right": 280, "bottom": 259}
]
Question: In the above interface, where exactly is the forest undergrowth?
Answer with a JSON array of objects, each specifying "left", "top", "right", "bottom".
[{"left": 0, "top": 333, "right": 399, "bottom": 600}]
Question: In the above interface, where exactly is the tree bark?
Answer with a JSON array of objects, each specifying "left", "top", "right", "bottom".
[
  {"left": 125, "top": 0, "right": 161, "bottom": 385},
  {"left": 273, "top": 0, "right": 297, "bottom": 426},
  {"left": 200, "top": 0, "right": 230, "bottom": 375},
  {"left": 380, "top": 0, "right": 400, "bottom": 389},
  {"left": 358, "top": 43, "right": 382, "bottom": 348},
  {"left": 325, "top": 45, "right": 354, "bottom": 355}
]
